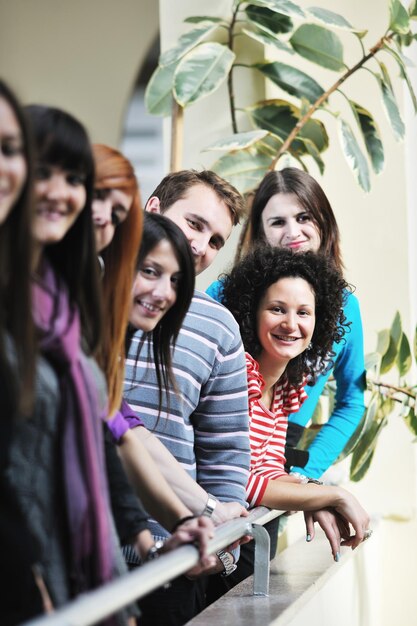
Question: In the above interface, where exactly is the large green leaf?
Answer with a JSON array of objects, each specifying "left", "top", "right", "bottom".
[
  {"left": 397, "top": 332, "right": 412, "bottom": 377},
  {"left": 389, "top": 0, "right": 410, "bottom": 34},
  {"left": 242, "top": 27, "right": 294, "bottom": 54},
  {"left": 211, "top": 148, "right": 273, "bottom": 193},
  {"left": 159, "top": 24, "right": 217, "bottom": 67},
  {"left": 383, "top": 44, "right": 417, "bottom": 114},
  {"left": 376, "top": 328, "right": 390, "bottom": 356},
  {"left": 380, "top": 336, "right": 398, "bottom": 374},
  {"left": 248, "top": 0, "right": 305, "bottom": 18},
  {"left": 246, "top": 99, "right": 329, "bottom": 154},
  {"left": 403, "top": 406, "right": 417, "bottom": 436},
  {"left": 173, "top": 43, "right": 235, "bottom": 107},
  {"left": 307, "top": 7, "right": 355, "bottom": 30},
  {"left": 380, "top": 313, "right": 402, "bottom": 374},
  {"left": 349, "top": 101, "right": 384, "bottom": 174},
  {"left": 338, "top": 119, "right": 370, "bottom": 192},
  {"left": 302, "top": 137, "right": 325, "bottom": 174},
  {"left": 145, "top": 63, "right": 176, "bottom": 116},
  {"left": 184, "top": 16, "right": 225, "bottom": 24},
  {"left": 365, "top": 351, "right": 381, "bottom": 378},
  {"left": 338, "top": 393, "right": 379, "bottom": 462},
  {"left": 377, "top": 397, "right": 396, "bottom": 420},
  {"left": 255, "top": 61, "right": 325, "bottom": 102},
  {"left": 245, "top": 4, "right": 293, "bottom": 34},
  {"left": 350, "top": 449, "right": 375, "bottom": 482},
  {"left": 379, "top": 61, "right": 394, "bottom": 92},
  {"left": 350, "top": 415, "right": 387, "bottom": 482},
  {"left": 204, "top": 130, "right": 269, "bottom": 151},
  {"left": 290, "top": 24, "right": 345, "bottom": 71},
  {"left": 377, "top": 75, "right": 405, "bottom": 141},
  {"left": 254, "top": 132, "right": 284, "bottom": 157},
  {"left": 391, "top": 310, "right": 402, "bottom": 346}
]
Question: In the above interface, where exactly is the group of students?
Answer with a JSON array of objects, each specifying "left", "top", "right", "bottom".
[{"left": 0, "top": 77, "right": 370, "bottom": 626}]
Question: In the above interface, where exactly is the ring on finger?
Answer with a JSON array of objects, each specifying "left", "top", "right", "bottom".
[{"left": 363, "top": 528, "right": 373, "bottom": 541}]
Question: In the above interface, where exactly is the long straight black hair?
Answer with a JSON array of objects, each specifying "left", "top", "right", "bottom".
[
  {"left": 127, "top": 212, "right": 195, "bottom": 417},
  {"left": 0, "top": 80, "right": 35, "bottom": 419},
  {"left": 26, "top": 105, "right": 102, "bottom": 353}
]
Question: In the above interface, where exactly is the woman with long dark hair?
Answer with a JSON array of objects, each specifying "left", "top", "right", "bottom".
[
  {"left": 207, "top": 168, "right": 365, "bottom": 480},
  {"left": 26, "top": 104, "right": 119, "bottom": 601},
  {"left": 0, "top": 80, "right": 41, "bottom": 625},
  {"left": 125, "top": 211, "right": 195, "bottom": 416}
]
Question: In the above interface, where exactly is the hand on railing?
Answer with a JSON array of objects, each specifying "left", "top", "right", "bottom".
[
  {"left": 333, "top": 489, "right": 370, "bottom": 549},
  {"left": 304, "top": 509, "right": 350, "bottom": 562},
  {"left": 212, "top": 501, "right": 248, "bottom": 525},
  {"left": 162, "top": 515, "right": 217, "bottom": 574}
]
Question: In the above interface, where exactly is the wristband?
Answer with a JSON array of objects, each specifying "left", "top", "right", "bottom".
[{"left": 170, "top": 515, "right": 197, "bottom": 533}]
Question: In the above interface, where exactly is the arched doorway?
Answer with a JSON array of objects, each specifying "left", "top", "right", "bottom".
[{"left": 121, "top": 35, "right": 165, "bottom": 204}]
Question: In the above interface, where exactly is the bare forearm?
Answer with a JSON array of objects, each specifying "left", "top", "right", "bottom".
[
  {"left": 261, "top": 479, "right": 346, "bottom": 512},
  {"left": 133, "top": 426, "right": 209, "bottom": 514},
  {"left": 118, "top": 429, "right": 191, "bottom": 531},
  {"left": 134, "top": 427, "right": 248, "bottom": 525}
]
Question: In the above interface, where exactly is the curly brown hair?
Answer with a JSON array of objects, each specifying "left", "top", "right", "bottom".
[{"left": 222, "top": 246, "right": 350, "bottom": 386}]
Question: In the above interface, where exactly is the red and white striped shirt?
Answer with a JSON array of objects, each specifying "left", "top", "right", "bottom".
[{"left": 245, "top": 353, "right": 307, "bottom": 506}]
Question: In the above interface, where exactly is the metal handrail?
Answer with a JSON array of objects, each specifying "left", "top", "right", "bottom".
[{"left": 23, "top": 507, "right": 284, "bottom": 626}]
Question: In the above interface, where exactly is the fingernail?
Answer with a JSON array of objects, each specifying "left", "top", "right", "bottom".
[
  {"left": 335, "top": 552, "right": 340, "bottom": 562},
  {"left": 306, "top": 534, "right": 311, "bottom": 542}
]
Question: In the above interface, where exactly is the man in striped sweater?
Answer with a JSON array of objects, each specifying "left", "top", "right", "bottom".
[{"left": 123, "top": 170, "right": 250, "bottom": 626}]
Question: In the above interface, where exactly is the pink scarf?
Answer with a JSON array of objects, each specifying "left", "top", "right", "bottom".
[{"left": 32, "top": 261, "right": 113, "bottom": 592}]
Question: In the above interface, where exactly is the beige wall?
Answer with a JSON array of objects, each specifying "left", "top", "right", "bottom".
[{"left": 0, "top": 0, "right": 159, "bottom": 146}]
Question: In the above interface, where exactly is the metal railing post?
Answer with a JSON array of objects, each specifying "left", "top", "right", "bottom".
[{"left": 251, "top": 523, "right": 271, "bottom": 596}]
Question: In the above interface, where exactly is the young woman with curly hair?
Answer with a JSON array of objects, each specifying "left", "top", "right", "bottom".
[
  {"left": 207, "top": 168, "right": 365, "bottom": 480},
  {"left": 206, "top": 246, "right": 369, "bottom": 602}
]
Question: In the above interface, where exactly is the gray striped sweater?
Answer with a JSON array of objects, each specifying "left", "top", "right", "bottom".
[{"left": 123, "top": 290, "right": 250, "bottom": 540}]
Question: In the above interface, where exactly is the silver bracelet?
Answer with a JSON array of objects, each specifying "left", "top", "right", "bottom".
[
  {"left": 201, "top": 493, "right": 217, "bottom": 517},
  {"left": 290, "top": 472, "right": 323, "bottom": 485},
  {"left": 290, "top": 471, "right": 309, "bottom": 484}
]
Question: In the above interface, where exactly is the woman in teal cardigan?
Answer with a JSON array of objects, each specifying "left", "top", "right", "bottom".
[{"left": 207, "top": 168, "right": 365, "bottom": 479}]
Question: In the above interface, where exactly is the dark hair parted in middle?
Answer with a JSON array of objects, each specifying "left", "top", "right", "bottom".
[
  {"left": 128, "top": 212, "right": 195, "bottom": 413},
  {"left": 26, "top": 104, "right": 102, "bottom": 353},
  {"left": 222, "top": 246, "right": 350, "bottom": 387},
  {"left": 240, "top": 168, "right": 343, "bottom": 271}
]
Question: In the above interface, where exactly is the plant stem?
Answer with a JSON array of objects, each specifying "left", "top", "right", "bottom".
[
  {"left": 227, "top": 5, "right": 240, "bottom": 133},
  {"left": 270, "top": 33, "right": 394, "bottom": 169},
  {"left": 370, "top": 380, "right": 416, "bottom": 400},
  {"left": 170, "top": 100, "right": 184, "bottom": 172}
]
